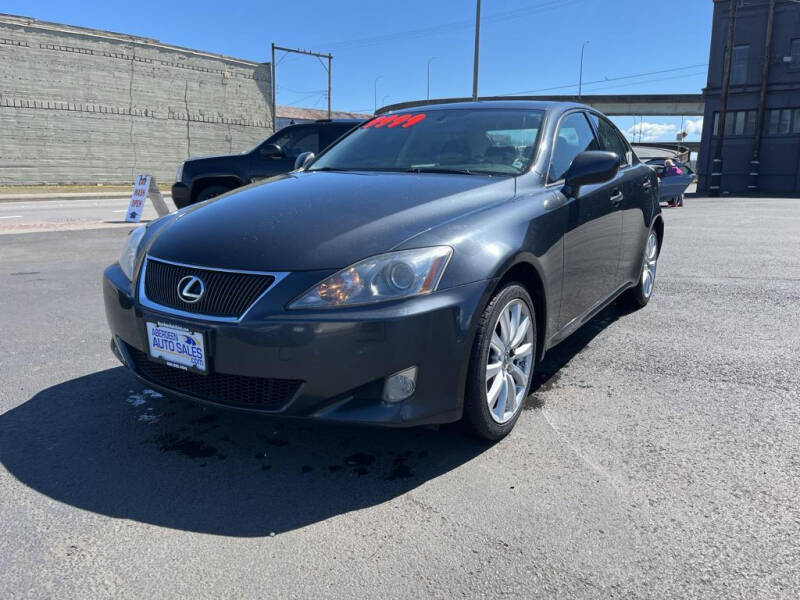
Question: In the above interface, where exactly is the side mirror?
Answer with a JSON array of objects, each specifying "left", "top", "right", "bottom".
[
  {"left": 564, "top": 151, "right": 619, "bottom": 193},
  {"left": 294, "top": 151, "right": 315, "bottom": 171},
  {"left": 259, "top": 143, "right": 283, "bottom": 158}
]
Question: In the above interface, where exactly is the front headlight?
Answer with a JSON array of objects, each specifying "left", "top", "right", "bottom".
[
  {"left": 175, "top": 161, "right": 185, "bottom": 182},
  {"left": 119, "top": 225, "right": 146, "bottom": 281},
  {"left": 289, "top": 246, "right": 453, "bottom": 309}
]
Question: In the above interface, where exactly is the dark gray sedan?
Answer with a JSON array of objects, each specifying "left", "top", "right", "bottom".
[{"left": 104, "top": 100, "right": 662, "bottom": 440}]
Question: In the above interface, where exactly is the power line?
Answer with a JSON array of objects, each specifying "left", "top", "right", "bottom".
[
  {"left": 309, "top": 0, "right": 588, "bottom": 52},
  {"left": 506, "top": 63, "right": 709, "bottom": 95},
  {"left": 578, "top": 70, "right": 707, "bottom": 94},
  {"left": 282, "top": 91, "right": 328, "bottom": 107}
]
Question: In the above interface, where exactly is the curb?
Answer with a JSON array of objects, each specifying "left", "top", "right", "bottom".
[{"left": 0, "top": 192, "right": 171, "bottom": 203}]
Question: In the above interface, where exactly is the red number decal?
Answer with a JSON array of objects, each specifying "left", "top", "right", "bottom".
[
  {"left": 403, "top": 114, "right": 426, "bottom": 128},
  {"left": 362, "top": 113, "right": 426, "bottom": 129},
  {"left": 386, "top": 114, "right": 411, "bottom": 128}
]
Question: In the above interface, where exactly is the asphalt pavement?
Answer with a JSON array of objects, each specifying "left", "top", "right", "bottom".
[
  {"left": 0, "top": 197, "right": 173, "bottom": 234},
  {"left": 0, "top": 197, "right": 798, "bottom": 599}
]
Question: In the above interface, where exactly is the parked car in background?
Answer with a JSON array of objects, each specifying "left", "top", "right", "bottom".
[
  {"left": 646, "top": 158, "right": 695, "bottom": 207},
  {"left": 171, "top": 119, "right": 361, "bottom": 208},
  {"left": 107, "top": 100, "right": 662, "bottom": 441}
]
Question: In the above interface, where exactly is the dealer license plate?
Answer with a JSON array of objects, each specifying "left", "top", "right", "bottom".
[{"left": 146, "top": 322, "right": 207, "bottom": 373}]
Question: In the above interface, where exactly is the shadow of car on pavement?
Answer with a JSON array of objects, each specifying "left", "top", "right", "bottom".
[{"left": 0, "top": 301, "right": 634, "bottom": 537}]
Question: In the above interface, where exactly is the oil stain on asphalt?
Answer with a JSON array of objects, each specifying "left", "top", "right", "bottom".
[{"left": 125, "top": 389, "right": 450, "bottom": 481}]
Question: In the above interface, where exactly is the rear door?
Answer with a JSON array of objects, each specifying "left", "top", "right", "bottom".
[
  {"left": 553, "top": 111, "right": 623, "bottom": 329},
  {"left": 591, "top": 113, "right": 658, "bottom": 285},
  {"left": 588, "top": 113, "right": 647, "bottom": 286}
]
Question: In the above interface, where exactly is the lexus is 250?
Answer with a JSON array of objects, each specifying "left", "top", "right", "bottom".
[{"left": 104, "top": 100, "right": 662, "bottom": 440}]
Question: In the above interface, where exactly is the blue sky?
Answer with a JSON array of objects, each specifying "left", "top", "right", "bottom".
[{"left": 6, "top": 0, "right": 714, "bottom": 141}]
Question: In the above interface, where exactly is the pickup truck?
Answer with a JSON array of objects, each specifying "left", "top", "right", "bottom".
[{"left": 171, "top": 119, "right": 361, "bottom": 208}]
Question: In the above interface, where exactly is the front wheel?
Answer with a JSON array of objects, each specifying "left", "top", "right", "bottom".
[
  {"left": 623, "top": 229, "right": 659, "bottom": 309},
  {"left": 464, "top": 283, "right": 536, "bottom": 441},
  {"left": 195, "top": 184, "right": 233, "bottom": 204}
]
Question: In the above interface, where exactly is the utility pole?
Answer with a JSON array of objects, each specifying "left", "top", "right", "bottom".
[
  {"left": 374, "top": 76, "right": 383, "bottom": 113},
  {"left": 271, "top": 43, "right": 276, "bottom": 132},
  {"left": 710, "top": 0, "right": 738, "bottom": 197},
  {"left": 472, "top": 0, "right": 481, "bottom": 100},
  {"left": 270, "top": 44, "right": 333, "bottom": 131},
  {"left": 327, "top": 53, "right": 332, "bottom": 118},
  {"left": 749, "top": 0, "right": 776, "bottom": 193},
  {"left": 427, "top": 57, "right": 437, "bottom": 100},
  {"left": 578, "top": 41, "right": 589, "bottom": 98}
]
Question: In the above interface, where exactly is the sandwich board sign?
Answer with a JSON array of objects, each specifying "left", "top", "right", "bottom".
[{"left": 125, "top": 175, "right": 171, "bottom": 223}]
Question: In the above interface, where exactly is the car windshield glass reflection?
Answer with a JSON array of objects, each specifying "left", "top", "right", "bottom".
[{"left": 309, "top": 109, "right": 544, "bottom": 176}]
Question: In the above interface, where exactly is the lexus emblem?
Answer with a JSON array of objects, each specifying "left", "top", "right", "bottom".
[{"left": 177, "top": 275, "right": 205, "bottom": 304}]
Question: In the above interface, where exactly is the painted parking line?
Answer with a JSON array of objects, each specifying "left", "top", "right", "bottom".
[{"left": 0, "top": 215, "right": 23, "bottom": 219}]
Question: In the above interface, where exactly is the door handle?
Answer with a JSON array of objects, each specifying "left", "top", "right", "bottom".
[
  {"left": 642, "top": 179, "right": 653, "bottom": 190},
  {"left": 610, "top": 190, "right": 624, "bottom": 205}
]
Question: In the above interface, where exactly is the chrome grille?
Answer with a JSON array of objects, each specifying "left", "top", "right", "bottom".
[{"left": 142, "top": 258, "right": 276, "bottom": 319}]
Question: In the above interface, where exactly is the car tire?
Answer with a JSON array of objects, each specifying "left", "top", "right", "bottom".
[
  {"left": 195, "top": 184, "right": 233, "bottom": 203},
  {"left": 464, "top": 283, "right": 536, "bottom": 441},
  {"left": 623, "top": 228, "right": 659, "bottom": 309}
]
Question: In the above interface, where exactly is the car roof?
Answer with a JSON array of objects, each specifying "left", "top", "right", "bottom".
[
  {"left": 312, "top": 119, "right": 363, "bottom": 124},
  {"left": 378, "top": 99, "right": 591, "bottom": 115}
]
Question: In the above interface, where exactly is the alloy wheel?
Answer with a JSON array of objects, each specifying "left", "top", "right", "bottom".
[
  {"left": 485, "top": 298, "right": 534, "bottom": 424},
  {"left": 642, "top": 231, "right": 658, "bottom": 299}
]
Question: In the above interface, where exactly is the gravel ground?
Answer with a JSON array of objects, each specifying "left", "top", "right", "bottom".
[{"left": 0, "top": 197, "right": 798, "bottom": 599}]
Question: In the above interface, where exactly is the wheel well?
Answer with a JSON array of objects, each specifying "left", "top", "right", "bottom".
[
  {"left": 191, "top": 177, "right": 241, "bottom": 201},
  {"left": 496, "top": 262, "right": 547, "bottom": 363},
  {"left": 653, "top": 216, "right": 664, "bottom": 256}
]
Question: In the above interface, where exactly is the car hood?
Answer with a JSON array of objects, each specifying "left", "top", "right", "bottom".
[
  {"left": 147, "top": 171, "right": 515, "bottom": 271},
  {"left": 183, "top": 154, "right": 243, "bottom": 169}
]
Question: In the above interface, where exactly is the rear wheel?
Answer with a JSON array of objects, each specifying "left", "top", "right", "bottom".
[
  {"left": 464, "top": 283, "right": 536, "bottom": 441},
  {"left": 623, "top": 229, "right": 659, "bottom": 309},
  {"left": 195, "top": 184, "right": 233, "bottom": 203}
]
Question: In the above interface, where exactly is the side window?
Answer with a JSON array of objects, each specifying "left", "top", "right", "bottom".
[
  {"left": 792, "top": 39, "right": 800, "bottom": 69},
  {"left": 283, "top": 129, "right": 319, "bottom": 157},
  {"left": 268, "top": 127, "right": 320, "bottom": 157},
  {"left": 590, "top": 115, "right": 631, "bottom": 166},
  {"left": 548, "top": 112, "right": 599, "bottom": 183},
  {"left": 731, "top": 44, "right": 749, "bottom": 85}
]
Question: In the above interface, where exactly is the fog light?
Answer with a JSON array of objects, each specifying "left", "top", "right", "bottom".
[{"left": 383, "top": 367, "right": 418, "bottom": 403}]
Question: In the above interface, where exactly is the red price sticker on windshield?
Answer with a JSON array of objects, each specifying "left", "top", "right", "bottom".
[{"left": 363, "top": 113, "right": 426, "bottom": 129}]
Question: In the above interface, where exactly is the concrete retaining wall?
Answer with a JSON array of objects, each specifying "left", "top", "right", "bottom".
[{"left": 0, "top": 15, "right": 272, "bottom": 185}]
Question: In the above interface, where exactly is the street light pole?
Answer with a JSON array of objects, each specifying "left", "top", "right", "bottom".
[
  {"left": 373, "top": 76, "right": 383, "bottom": 114},
  {"left": 578, "top": 41, "right": 589, "bottom": 98},
  {"left": 427, "top": 57, "right": 438, "bottom": 100},
  {"left": 472, "top": 0, "right": 481, "bottom": 100}
]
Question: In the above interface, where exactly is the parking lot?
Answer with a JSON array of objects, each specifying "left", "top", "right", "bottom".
[{"left": 0, "top": 197, "right": 798, "bottom": 598}]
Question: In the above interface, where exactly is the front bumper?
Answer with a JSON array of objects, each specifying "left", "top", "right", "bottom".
[{"left": 104, "top": 263, "right": 490, "bottom": 427}]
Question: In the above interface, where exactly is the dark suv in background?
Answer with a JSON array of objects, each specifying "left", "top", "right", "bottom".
[{"left": 171, "top": 119, "right": 361, "bottom": 208}]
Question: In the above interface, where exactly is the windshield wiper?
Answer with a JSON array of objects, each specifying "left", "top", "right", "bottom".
[{"left": 406, "top": 167, "right": 477, "bottom": 176}]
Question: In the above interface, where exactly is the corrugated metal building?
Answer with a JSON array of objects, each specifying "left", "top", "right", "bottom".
[{"left": 698, "top": 0, "right": 800, "bottom": 196}]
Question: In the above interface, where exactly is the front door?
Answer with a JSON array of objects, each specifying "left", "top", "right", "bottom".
[
  {"left": 250, "top": 125, "right": 320, "bottom": 182},
  {"left": 551, "top": 111, "right": 623, "bottom": 329}
]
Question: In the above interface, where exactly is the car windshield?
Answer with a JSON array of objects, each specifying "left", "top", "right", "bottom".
[{"left": 309, "top": 108, "right": 544, "bottom": 176}]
